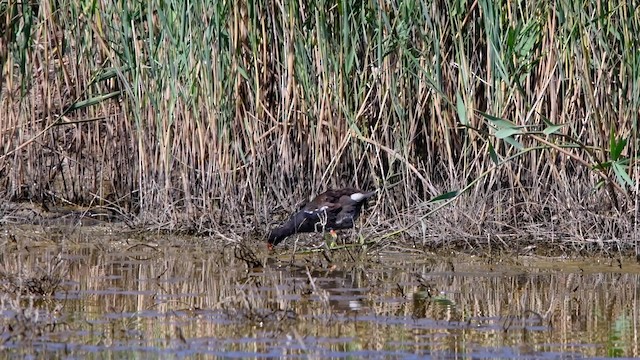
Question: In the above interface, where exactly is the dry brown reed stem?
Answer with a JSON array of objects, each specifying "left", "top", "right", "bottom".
[
  {"left": 0, "top": 117, "right": 63, "bottom": 162},
  {"left": 355, "top": 132, "right": 437, "bottom": 196},
  {"left": 528, "top": 133, "right": 627, "bottom": 198}
]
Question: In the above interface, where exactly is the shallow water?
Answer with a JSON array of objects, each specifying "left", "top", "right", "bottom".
[{"left": 0, "top": 228, "right": 639, "bottom": 358}]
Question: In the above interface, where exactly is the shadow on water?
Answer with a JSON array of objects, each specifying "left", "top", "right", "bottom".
[{"left": 0, "top": 226, "right": 639, "bottom": 358}]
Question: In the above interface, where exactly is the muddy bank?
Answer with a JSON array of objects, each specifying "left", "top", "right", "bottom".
[{"left": 1, "top": 199, "right": 638, "bottom": 259}]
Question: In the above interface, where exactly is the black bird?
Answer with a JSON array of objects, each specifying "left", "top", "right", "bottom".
[{"left": 268, "top": 188, "right": 377, "bottom": 247}]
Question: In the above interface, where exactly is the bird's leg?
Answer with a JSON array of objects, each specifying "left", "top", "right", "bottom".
[
  {"left": 315, "top": 209, "right": 337, "bottom": 248},
  {"left": 314, "top": 208, "right": 328, "bottom": 233}
]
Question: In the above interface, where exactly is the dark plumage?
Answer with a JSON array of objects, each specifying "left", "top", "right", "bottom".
[{"left": 268, "top": 188, "right": 377, "bottom": 247}]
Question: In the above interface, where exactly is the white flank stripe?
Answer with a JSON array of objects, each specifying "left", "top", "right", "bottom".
[{"left": 306, "top": 205, "right": 328, "bottom": 214}]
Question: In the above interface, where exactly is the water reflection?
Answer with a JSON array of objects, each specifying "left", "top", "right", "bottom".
[{"left": 0, "top": 229, "right": 638, "bottom": 358}]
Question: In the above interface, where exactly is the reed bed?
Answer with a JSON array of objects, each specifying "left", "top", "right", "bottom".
[{"left": 1, "top": 0, "right": 638, "bottom": 250}]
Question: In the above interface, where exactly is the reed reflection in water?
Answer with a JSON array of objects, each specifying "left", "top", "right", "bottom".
[{"left": 0, "top": 230, "right": 638, "bottom": 358}]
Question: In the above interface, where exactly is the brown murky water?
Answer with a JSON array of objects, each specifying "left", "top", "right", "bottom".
[{"left": 1, "top": 227, "right": 639, "bottom": 358}]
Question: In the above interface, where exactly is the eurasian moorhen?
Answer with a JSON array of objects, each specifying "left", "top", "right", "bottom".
[{"left": 268, "top": 188, "right": 377, "bottom": 247}]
